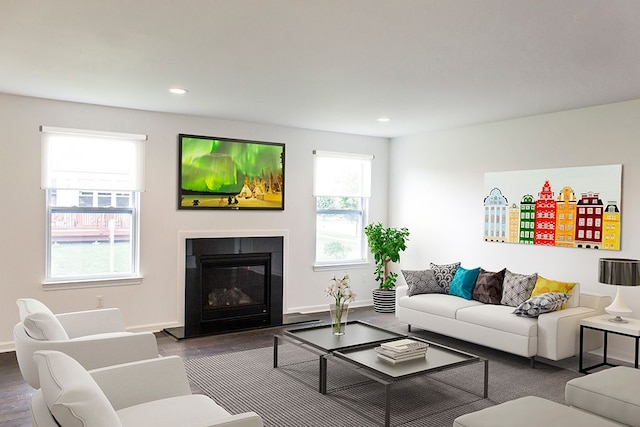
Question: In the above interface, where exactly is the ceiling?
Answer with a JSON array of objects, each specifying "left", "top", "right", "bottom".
[{"left": 2, "top": 1, "right": 640, "bottom": 138}]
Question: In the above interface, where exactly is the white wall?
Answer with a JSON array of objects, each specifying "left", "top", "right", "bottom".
[
  {"left": 0, "top": 93, "right": 389, "bottom": 350},
  {"left": 389, "top": 99, "right": 640, "bottom": 362}
]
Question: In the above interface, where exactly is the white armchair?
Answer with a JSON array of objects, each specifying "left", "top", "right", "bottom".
[
  {"left": 31, "top": 350, "right": 264, "bottom": 427},
  {"left": 14, "top": 298, "right": 159, "bottom": 388}
]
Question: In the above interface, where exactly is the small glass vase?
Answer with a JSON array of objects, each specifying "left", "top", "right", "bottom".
[{"left": 329, "top": 302, "right": 349, "bottom": 335}]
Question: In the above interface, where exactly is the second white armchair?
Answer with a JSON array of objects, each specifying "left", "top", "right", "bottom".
[{"left": 14, "top": 298, "right": 159, "bottom": 388}]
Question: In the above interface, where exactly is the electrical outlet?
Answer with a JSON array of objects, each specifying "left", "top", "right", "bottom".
[{"left": 96, "top": 295, "right": 104, "bottom": 308}]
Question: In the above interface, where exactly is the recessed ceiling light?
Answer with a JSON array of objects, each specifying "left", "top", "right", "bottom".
[
  {"left": 169, "top": 87, "right": 188, "bottom": 95},
  {"left": 377, "top": 117, "right": 391, "bottom": 122}
]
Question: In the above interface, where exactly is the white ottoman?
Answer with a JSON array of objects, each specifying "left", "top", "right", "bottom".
[
  {"left": 566, "top": 366, "right": 640, "bottom": 427},
  {"left": 453, "top": 396, "right": 621, "bottom": 427}
]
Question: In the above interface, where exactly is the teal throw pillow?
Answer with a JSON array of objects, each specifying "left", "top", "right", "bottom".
[{"left": 448, "top": 266, "right": 481, "bottom": 300}]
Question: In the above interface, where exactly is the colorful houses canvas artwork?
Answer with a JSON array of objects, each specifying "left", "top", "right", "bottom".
[{"left": 483, "top": 165, "right": 622, "bottom": 251}]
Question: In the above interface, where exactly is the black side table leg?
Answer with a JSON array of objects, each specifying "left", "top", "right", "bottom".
[{"left": 579, "top": 325, "right": 584, "bottom": 372}]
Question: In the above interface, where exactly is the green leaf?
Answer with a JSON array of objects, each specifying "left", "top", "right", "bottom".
[{"left": 364, "top": 223, "right": 410, "bottom": 290}]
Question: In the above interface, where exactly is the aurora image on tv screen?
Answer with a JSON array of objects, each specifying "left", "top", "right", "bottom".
[{"left": 178, "top": 134, "right": 284, "bottom": 210}]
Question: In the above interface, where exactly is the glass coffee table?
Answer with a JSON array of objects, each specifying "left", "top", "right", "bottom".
[
  {"left": 333, "top": 338, "right": 488, "bottom": 426},
  {"left": 273, "top": 320, "right": 406, "bottom": 393},
  {"left": 274, "top": 321, "right": 488, "bottom": 427}
]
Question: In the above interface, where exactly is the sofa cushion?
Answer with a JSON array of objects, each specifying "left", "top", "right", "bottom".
[
  {"left": 531, "top": 275, "right": 576, "bottom": 309},
  {"left": 402, "top": 269, "right": 445, "bottom": 296},
  {"left": 453, "top": 396, "right": 623, "bottom": 427},
  {"left": 399, "top": 293, "right": 482, "bottom": 319},
  {"left": 472, "top": 268, "right": 506, "bottom": 304},
  {"left": 117, "top": 395, "right": 232, "bottom": 427},
  {"left": 565, "top": 282, "right": 580, "bottom": 308},
  {"left": 565, "top": 366, "right": 640, "bottom": 427},
  {"left": 430, "top": 262, "right": 461, "bottom": 293},
  {"left": 23, "top": 312, "right": 69, "bottom": 341},
  {"left": 501, "top": 269, "right": 537, "bottom": 307},
  {"left": 456, "top": 304, "right": 537, "bottom": 337},
  {"left": 33, "top": 350, "right": 122, "bottom": 427},
  {"left": 449, "top": 267, "right": 481, "bottom": 300},
  {"left": 512, "top": 292, "right": 570, "bottom": 318}
]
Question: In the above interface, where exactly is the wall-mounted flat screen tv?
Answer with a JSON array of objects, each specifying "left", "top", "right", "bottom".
[{"left": 178, "top": 134, "right": 285, "bottom": 210}]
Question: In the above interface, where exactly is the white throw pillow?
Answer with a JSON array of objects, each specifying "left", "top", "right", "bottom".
[
  {"left": 23, "top": 312, "right": 69, "bottom": 341},
  {"left": 33, "top": 350, "right": 122, "bottom": 427},
  {"left": 16, "top": 298, "right": 54, "bottom": 321}
]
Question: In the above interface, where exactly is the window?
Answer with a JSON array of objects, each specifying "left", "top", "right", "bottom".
[
  {"left": 41, "top": 126, "right": 146, "bottom": 283},
  {"left": 313, "top": 150, "right": 372, "bottom": 266}
]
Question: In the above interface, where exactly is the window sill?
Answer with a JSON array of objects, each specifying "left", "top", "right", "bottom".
[
  {"left": 313, "top": 261, "right": 371, "bottom": 272},
  {"left": 42, "top": 275, "right": 143, "bottom": 290}
]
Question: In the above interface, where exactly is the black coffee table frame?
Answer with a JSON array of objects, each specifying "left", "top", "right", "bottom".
[
  {"left": 274, "top": 321, "right": 488, "bottom": 426},
  {"left": 273, "top": 320, "right": 406, "bottom": 393},
  {"left": 333, "top": 337, "right": 488, "bottom": 426}
]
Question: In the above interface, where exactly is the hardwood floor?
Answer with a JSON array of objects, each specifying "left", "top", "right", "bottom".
[{"left": 0, "top": 307, "right": 401, "bottom": 427}]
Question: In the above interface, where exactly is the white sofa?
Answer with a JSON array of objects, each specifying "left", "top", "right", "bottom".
[{"left": 395, "top": 283, "right": 611, "bottom": 364}]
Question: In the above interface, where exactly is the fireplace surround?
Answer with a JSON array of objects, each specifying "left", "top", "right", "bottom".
[{"left": 182, "top": 236, "right": 284, "bottom": 338}]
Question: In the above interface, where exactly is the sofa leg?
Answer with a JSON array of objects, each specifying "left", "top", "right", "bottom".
[
  {"left": 530, "top": 357, "right": 535, "bottom": 368},
  {"left": 408, "top": 324, "right": 412, "bottom": 332}
]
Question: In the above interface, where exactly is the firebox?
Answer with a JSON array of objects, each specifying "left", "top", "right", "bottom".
[{"left": 183, "top": 236, "right": 283, "bottom": 337}]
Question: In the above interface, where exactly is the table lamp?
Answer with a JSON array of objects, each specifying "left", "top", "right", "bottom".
[{"left": 598, "top": 257, "right": 640, "bottom": 323}]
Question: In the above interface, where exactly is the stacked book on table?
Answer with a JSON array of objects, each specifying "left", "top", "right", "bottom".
[{"left": 375, "top": 338, "right": 429, "bottom": 364}]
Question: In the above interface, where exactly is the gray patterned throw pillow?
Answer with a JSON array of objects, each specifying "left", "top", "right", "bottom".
[
  {"left": 513, "top": 292, "right": 570, "bottom": 317},
  {"left": 501, "top": 269, "right": 538, "bottom": 307},
  {"left": 430, "top": 262, "right": 461, "bottom": 293},
  {"left": 402, "top": 269, "right": 444, "bottom": 296}
]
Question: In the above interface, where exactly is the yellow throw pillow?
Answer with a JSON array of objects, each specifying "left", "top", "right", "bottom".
[{"left": 530, "top": 275, "right": 576, "bottom": 309}]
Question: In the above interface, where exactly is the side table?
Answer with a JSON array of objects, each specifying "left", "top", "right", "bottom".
[{"left": 579, "top": 314, "right": 640, "bottom": 374}]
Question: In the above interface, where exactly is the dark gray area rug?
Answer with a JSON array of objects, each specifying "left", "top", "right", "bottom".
[{"left": 184, "top": 335, "right": 584, "bottom": 427}]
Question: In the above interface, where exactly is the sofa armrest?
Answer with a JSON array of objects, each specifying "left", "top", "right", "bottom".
[
  {"left": 56, "top": 308, "right": 126, "bottom": 337},
  {"left": 14, "top": 322, "right": 159, "bottom": 388},
  {"left": 576, "top": 292, "right": 611, "bottom": 312},
  {"left": 182, "top": 412, "right": 264, "bottom": 427},
  {"left": 396, "top": 285, "right": 408, "bottom": 313},
  {"left": 65, "top": 332, "right": 159, "bottom": 368},
  {"left": 90, "top": 356, "right": 191, "bottom": 410},
  {"left": 537, "top": 304, "right": 606, "bottom": 361}
]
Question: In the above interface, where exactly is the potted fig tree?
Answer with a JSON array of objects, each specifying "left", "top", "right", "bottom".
[{"left": 364, "top": 222, "right": 410, "bottom": 313}]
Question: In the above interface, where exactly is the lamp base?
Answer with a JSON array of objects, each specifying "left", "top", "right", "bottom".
[{"left": 604, "top": 287, "right": 633, "bottom": 324}]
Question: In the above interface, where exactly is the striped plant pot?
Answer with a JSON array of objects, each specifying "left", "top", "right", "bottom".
[{"left": 372, "top": 289, "right": 396, "bottom": 313}]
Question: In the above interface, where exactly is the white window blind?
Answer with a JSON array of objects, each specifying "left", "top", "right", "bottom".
[
  {"left": 313, "top": 150, "right": 373, "bottom": 198},
  {"left": 41, "top": 126, "right": 147, "bottom": 191}
]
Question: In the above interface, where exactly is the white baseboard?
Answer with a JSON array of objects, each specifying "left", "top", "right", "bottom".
[
  {"left": 0, "top": 341, "right": 15, "bottom": 353},
  {"left": 588, "top": 347, "right": 636, "bottom": 365},
  {"left": 127, "top": 321, "right": 181, "bottom": 334},
  {"left": 291, "top": 299, "right": 373, "bottom": 314}
]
